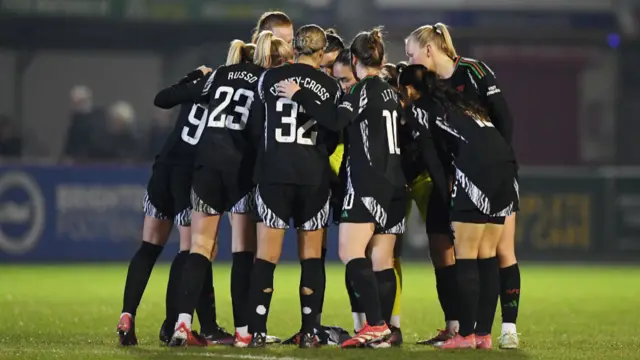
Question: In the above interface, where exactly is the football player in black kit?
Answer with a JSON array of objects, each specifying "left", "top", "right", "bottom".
[
  {"left": 399, "top": 64, "right": 518, "bottom": 349},
  {"left": 319, "top": 29, "right": 346, "bottom": 76},
  {"left": 336, "top": 28, "right": 407, "bottom": 349},
  {"left": 282, "top": 29, "right": 350, "bottom": 347},
  {"left": 405, "top": 23, "right": 520, "bottom": 349},
  {"left": 151, "top": 34, "right": 293, "bottom": 348},
  {"left": 246, "top": 24, "right": 342, "bottom": 349},
  {"left": 116, "top": 65, "right": 231, "bottom": 347},
  {"left": 280, "top": 28, "right": 408, "bottom": 348}
]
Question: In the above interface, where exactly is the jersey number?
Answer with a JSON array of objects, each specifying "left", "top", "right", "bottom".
[
  {"left": 275, "top": 98, "right": 318, "bottom": 145},
  {"left": 383, "top": 109, "right": 400, "bottom": 155},
  {"left": 208, "top": 86, "right": 255, "bottom": 130},
  {"left": 181, "top": 104, "right": 208, "bottom": 145},
  {"left": 469, "top": 112, "right": 494, "bottom": 128},
  {"left": 343, "top": 191, "right": 355, "bottom": 210}
]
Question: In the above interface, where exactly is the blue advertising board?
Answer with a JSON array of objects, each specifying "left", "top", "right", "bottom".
[
  {"left": 0, "top": 165, "right": 339, "bottom": 263},
  {"left": 2, "top": 165, "right": 639, "bottom": 263}
]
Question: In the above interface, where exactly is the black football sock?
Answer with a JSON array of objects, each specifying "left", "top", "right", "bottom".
[
  {"left": 316, "top": 247, "right": 327, "bottom": 325},
  {"left": 165, "top": 250, "right": 189, "bottom": 326},
  {"left": 500, "top": 263, "right": 521, "bottom": 324},
  {"left": 435, "top": 264, "right": 458, "bottom": 325},
  {"left": 248, "top": 259, "right": 276, "bottom": 334},
  {"left": 346, "top": 258, "right": 384, "bottom": 326},
  {"left": 456, "top": 259, "right": 480, "bottom": 337},
  {"left": 300, "top": 258, "right": 323, "bottom": 334},
  {"left": 176, "top": 253, "right": 211, "bottom": 319},
  {"left": 196, "top": 264, "right": 216, "bottom": 334},
  {"left": 374, "top": 268, "right": 397, "bottom": 325},
  {"left": 122, "top": 241, "right": 163, "bottom": 315},
  {"left": 231, "top": 251, "right": 254, "bottom": 329},
  {"left": 476, "top": 257, "right": 500, "bottom": 335},
  {"left": 345, "top": 268, "right": 363, "bottom": 313}
]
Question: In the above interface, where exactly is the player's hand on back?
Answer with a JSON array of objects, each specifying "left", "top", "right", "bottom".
[
  {"left": 197, "top": 65, "right": 213, "bottom": 75},
  {"left": 275, "top": 80, "right": 301, "bottom": 99}
]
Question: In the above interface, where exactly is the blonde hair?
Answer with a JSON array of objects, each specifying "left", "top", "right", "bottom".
[
  {"left": 254, "top": 31, "right": 293, "bottom": 68},
  {"left": 251, "top": 11, "right": 292, "bottom": 43},
  {"left": 293, "top": 24, "right": 326, "bottom": 57},
  {"left": 407, "top": 23, "right": 457, "bottom": 59},
  {"left": 226, "top": 40, "right": 256, "bottom": 65}
]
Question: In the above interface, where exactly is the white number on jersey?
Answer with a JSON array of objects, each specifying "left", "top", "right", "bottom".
[
  {"left": 207, "top": 86, "right": 255, "bottom": 130},
  {"left": 274, "top": 98, "right": 318, "bottom": 145},
  {"left": 181, "top": 104, "right": 208, "bottom": 145},
  {"left": 383, "top": 109, "right": 400, "bottom": 155},
  {"left": 469, "top": 112, "right": 495, "bottom": 128},
  {"left": 342, "top": 191, "right": 355, "bottom": 210}
]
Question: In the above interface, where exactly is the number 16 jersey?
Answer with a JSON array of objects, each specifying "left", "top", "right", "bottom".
[{"left": 255, "top": 63, "right": 342, "bottom": 186}]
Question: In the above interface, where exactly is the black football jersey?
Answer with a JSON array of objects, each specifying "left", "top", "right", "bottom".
[
  {"left": 254, "top": 63, "right": 342, "bottom": 186},
  {"left": 154, "top": 103, "right": 206, "bottom": 166},
  {"left": 338, "top": 76, "right": 406, "bottom": 201},
  {"left": 405, "top": 97, "right": 516, "bottom": 214},
  {"left": 152, "top": 69, "right": 210, "bottom": 166},
  {"left": 194, "top": 63, "right": 265, "bottom": 172},
  {"left": 445, "top": 57, "right": 514, "bottom": 145}
]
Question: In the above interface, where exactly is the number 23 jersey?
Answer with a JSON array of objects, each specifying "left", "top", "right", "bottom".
[
  {"left": 195, "top": 62, "right": 265, "bottom": 172},
  {"left": 255, "top": 63, "right": 342, "bottom": 186}
]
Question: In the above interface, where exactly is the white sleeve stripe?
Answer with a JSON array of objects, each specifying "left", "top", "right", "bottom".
[
  {"left": 202, "top": 70, "right": 217, "bottom": 96},
  {"left": 258, "top": 70, "right": 268, "bottom": 102}
]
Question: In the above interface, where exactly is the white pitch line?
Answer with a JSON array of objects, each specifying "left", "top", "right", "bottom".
[{"left": 0, "top": 347, "right": 306, "bottom": 360}]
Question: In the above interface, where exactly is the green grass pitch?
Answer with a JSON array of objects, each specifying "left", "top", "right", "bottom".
[{"left": 0, "top": 263, "right": 638, "bottom": 360}]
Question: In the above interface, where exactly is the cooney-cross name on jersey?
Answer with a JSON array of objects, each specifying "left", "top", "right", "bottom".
[
  {"left": 228, "top": 71, "right": 259, "bottom": 83},
  {"left": 269, "top": 76, "right": 331, "bottom": 101}
]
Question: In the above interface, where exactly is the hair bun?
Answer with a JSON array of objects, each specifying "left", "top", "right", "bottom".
[
  {"left": 326, "top": 28, "right": 337, "bottom": 36},
  {"left": 369, "top": 27, "right": 383, "bottom": 43}
]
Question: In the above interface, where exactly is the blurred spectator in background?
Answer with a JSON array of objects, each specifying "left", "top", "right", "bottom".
[
  {"left": 92, "top": 101, "right": 139, "bottom": 163},
  {"left": 63, "top": 85, "right": 105, "bottom": 162},
  {"left": 144, "top": 108, "right": 173, "bottom": 161},
  {"left": 0, "top": 114, "right": 22, "bottom": 158}
]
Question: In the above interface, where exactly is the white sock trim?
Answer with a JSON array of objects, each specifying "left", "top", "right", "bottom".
[
  {"left": 353, "top": 313, "right": 366, "bottom": 332},
  {"left": 176, "top": 314, "right": 192, "bottom": 330},
  {"left": 120, "top": 312, "right": 133, "bottom": 320},
  {"left": 502, "top": 322, "right": 517, "bottom": 333},
  {"left": 390, "top": 315, "right": 401, "bottom": 328},
  {"left": 446, "top": 320, "right": 459, "bottom": 333}
]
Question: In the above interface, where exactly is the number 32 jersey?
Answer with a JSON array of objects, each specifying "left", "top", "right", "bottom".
[{"left": 255, "top": 63, "right": 342, "bottom": 186}]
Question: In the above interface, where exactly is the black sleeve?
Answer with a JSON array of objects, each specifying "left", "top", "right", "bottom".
[
  {"left": 398, "top": 117, "right": 424, "bottom": 184},
  {"left": 404, "top": 104, "right": 450, "bottom": 207},
  {"left": 324, "top": 130, "right": 340, "bottom": 156},
  {"left": 291, "top": 83, "right": 350, "bottom": 131},
  {"left": 248, "top": 95, "right": 265, "bottom": 149},
  {"left": 478, "top": 61, "right": 514, "bottom": 144},
  {"left": 153, "top": 70, "right": 215, "bottom": 109}
]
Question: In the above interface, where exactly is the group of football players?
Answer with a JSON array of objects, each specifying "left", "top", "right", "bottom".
[{"left": 115, "top": 10, "right": 522, "bottom": 350}]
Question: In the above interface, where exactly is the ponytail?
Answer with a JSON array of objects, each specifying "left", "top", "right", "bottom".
[
  {"left": 254, "top": 30, "right": 294, "bottom": 68},
  {"left": 433, "top": 23, "right": 457, "bottom": 58},
  {"left": 408, "top": 23, "right": 457, "bottom": 60},
  {"left": 226, "top": 40, "right": 255, "bottom": 66},
  {"left": 254, "top": 31, "right": 274, "bottom": 67}
]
